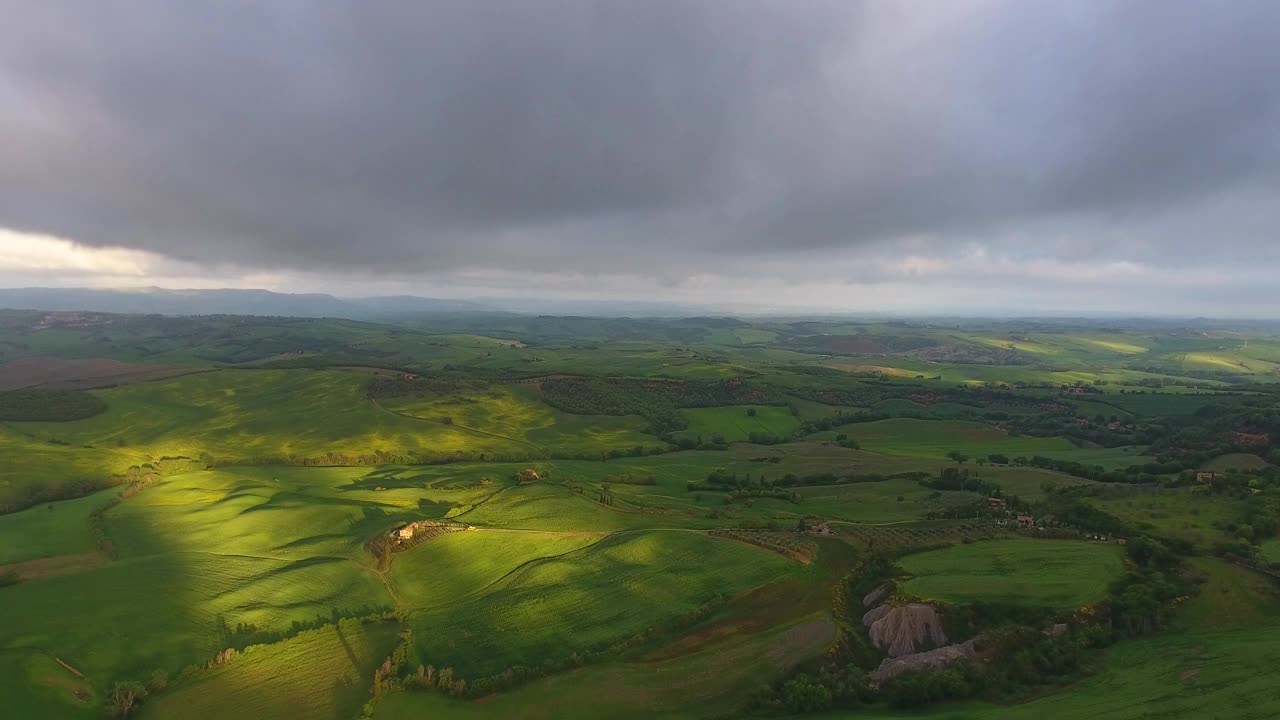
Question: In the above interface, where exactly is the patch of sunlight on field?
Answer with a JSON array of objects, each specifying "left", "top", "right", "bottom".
[
  {"left": 824, "top": 363, "right": 917, "bottom": 377},
  {"left": 391, "top": 530, "right": 602, "bottom": 610},
  {"left": 1077, "top": 337, "right": 1149, "bottom": 354},
  {"left": 1182, "top": 352, "right": 1276, "bottom": 373},
  {"left": 6, "top": 369, "right": 522, "bottom": 478},
  {"left": 406, "top": 530, "right": 804, "bottom": 678},
  {"left": 967, "top": 336, "right": 1059, "bottom": 355}
]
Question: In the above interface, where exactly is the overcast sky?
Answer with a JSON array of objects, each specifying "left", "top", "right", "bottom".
[{"left": 2, "top": 1, "right": 1279, "bottom": 315}]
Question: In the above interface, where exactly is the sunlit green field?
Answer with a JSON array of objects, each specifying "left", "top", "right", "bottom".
[
  {"left": 382, "top": 384, "right": 660, "bottom": 453},
  {"left": 404, "top": 530, "right": 806, "bottom": 678},
  {"left": 390, "top": 530, "right": 603, "bottom": 610},
  {"left": 673, "top": 405, "right": 800, "bottom": 443}
]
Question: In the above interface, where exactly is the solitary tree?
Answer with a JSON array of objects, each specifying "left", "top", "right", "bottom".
[{"left": 108, "top": 681, "right": 148, "bottom": 718}]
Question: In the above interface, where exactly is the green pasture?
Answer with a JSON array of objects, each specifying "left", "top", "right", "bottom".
[
  {"left": 139, "top": 621, "right": 400, "bottom": 720},
  {"left": 0, "top": 488, "right": 114, "bottom": 563},
  {"left": 977, "top": 466, "right": 1099, "bottom": 500},
  {"left": 1026, "top": 445, "right": 1152, "bottom": 470},
  {"left": 1200, "top": 452, "right": 1270, "bottom": 472},
  {"left": 834, "top": 418, "right": 1074, "bottom": 459},
  {"left": 376, "top": 614, "right": 836, "bottom": 720},
  {"left": 0, "top": 426, "right": 138, "bottom": 511},
  {"left": 0, "top": 467, "right": 442, "bottom": 715},
  {"left": 871, "top": 398, "right": 982, "bottom": 419},
  {"left": 673, "top": 405, "right": 800, "bottom": 443},
  {"left": 1262, "top": 539, "right": 1280, "bottom": 563},
  {"left": 798, "top": 479, "right": 973, "bottom": 524},
  {"left": 1174, "top": 558, "right": 1279, "bottom": 632},
  {"left": 1, "top": 369, "right": 555, "bottom": 507},
  {"left": 406, "top": 530, "right": 805, "bottom": 678},
  {"left": 1089, "top": 489, "right": 1242, "bottom": 549},
  {"left": 0, "top": 552, "right": 390, "bottom": 717},
  {"left": 382, "top": 384, "right": 660, "bottom": 453},
  {"left": 1098, "top": 391, "right": 1244, "bottom": 417},
  {"left": 391, "top": 530, "right": 603, "bottom": 610},
  {"left": 898, "top": 539, "right": 1125, "bottom": 610}
]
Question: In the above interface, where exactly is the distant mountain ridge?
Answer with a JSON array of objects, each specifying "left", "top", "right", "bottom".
[{"left": 0, "top": 287, "right": 494, "bottom": 319}]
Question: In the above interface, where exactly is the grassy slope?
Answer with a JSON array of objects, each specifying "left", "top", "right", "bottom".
[
  {"left": 0, "top": 488, "right": 114, "bottom": 563},
  {"left": 406, "top": 530, "right": 805, "bottom": 678},
  {"left": 898, "top": 539, "right": 1126, "bottom": 610},
  {"left": 837, "top": 419, "right": 1074, "bottom": 459},
  {"left": 376, "top": 614, "right": 836, "bottom": 720},
  {"left": 1260, "top": 539, "right": 1280, "bottom": 563},
  {"left": 382, "top": 384, "right": 659, "bottom": 453},
  {"left": 673, "top": 405, "right": 801, "bottom": 443},
  {"left": 1200, "top": 452, "right": 1270, "bottom": 472},
  {"left": 390, "top": 530, "right": 603, "bottom": 611},
  {"left": 0, "top": 468, "right": 419, "bottom": 716},
  {"left": 1089, "top": 489, "right": 1242, "bottom": 550},
  {"left": 139, "top": 621, "right": 400, "bottom": 720},
  {"left": 9, "top": 368, "right": 518, "bottom": 466}
]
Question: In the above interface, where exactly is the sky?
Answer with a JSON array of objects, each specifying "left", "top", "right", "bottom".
[{"left": 2, "top": 1, "right": 1279, "bottom": 316}]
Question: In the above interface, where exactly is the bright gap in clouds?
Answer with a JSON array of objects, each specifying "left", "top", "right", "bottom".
[
  {"left": 0, "top": 228, "right": 156, "bottom": 276},
  {"left": 1, "top": 224, "right": 1271, "bottom": 317},
  {"left": 0, "top": 227, "right": 291, "bottom": 290}
]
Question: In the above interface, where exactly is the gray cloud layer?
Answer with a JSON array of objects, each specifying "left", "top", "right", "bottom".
[{"left": 2, "top": 1, "right": 1279, "bottom": 296}]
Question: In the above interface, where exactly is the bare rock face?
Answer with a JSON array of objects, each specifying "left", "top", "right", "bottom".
[
  {"left": 870, "top": 639, "right": 977, "bottom": 686},
  {"left": 862, "top": 603, "right": 948, "bottom": 658},
  {"left": 861, "top": 604, "right": 892, "bottom": 627},
  {"left": 863, "top": 582, "right": 892, "bottom": 608}
]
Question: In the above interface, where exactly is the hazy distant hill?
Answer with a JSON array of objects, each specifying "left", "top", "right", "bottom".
[{"left": 0, "top": 287, "right": 493, "bottom": 319}]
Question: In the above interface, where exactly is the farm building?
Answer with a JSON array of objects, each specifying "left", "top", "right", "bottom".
[
  {"left": 1016, "top": 514, "right": 1035, "bottom": 529},
  {"left": 1197, "top": 471, "right": 1217, "bottom": 482},
  {"left": 987, "top": 497, "right": 1008, "bottom": 512}
]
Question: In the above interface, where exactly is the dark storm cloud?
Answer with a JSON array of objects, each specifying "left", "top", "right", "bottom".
[{"left": 1, "top": 0, "right": 1278, "bottom": 276}]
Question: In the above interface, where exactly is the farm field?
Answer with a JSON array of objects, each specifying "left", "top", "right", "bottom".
[
  {"left": 381, "top": 383, "right": 658, "bottom": 453},
  {"left": 0, "top": 488, "right": 114, "bottom": 564},
  {"left": 898, "top": 539, "right": 1126, "bottom": 610},
  {"left": 1263, "top": 539, "right": 1280, "bottom": 563},
  {"left": 673, "top": 404, "right": 800, "bottom": 443},
  {"left": 833, "top": 419, "right": 1075, "bottom": 459},
  {"left": 1201, "top": 452, "right": 1270, "bottom": 472},
  {"left": 375, "top": 614, "right": 837, "bottom": 720},
  {"left": 138, "top": 621, "right": 400, "bottom": 720},
  {"left": 404, "top": 530, "right": 805, "bottom": 678},
  {"left": 1089, "top": 490, "right": 1243, "bottom": 550}
]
